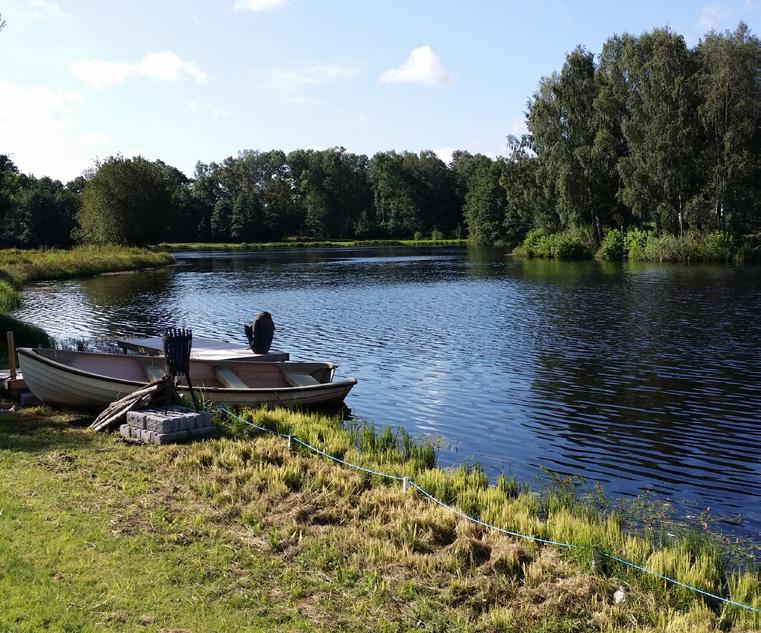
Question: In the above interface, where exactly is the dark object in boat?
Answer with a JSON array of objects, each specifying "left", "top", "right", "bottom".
[{"left": 245, "top": 312, "right": 275, "bottom": 354}]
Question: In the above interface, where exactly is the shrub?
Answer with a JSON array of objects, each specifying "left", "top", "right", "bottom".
[
  {"left": 695, "top": 231, "right": 734, "bottom": 262},
  {"left": 625, "top": 229, "right": 649, "bottom": 261},
  {"left": 413, "top": 231, "right": 424, "bottom": 241},
  {"left": 597, "top": 229, "right": 624, "bottom": 261},
  {"left": 515, "top": 229, "right": 592, "bottom": 260},
  {"left": 430, "top": 228, "right": 445, "bottom": 241}
]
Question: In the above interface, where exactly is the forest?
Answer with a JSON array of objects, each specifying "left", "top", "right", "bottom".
[{"left": 1, "top": 24, "right": 760, "bottom": 260}]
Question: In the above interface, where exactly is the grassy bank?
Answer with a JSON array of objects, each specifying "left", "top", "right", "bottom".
[
  {"left": 0, "top": 406, "right": 757, "bottom": 632},
  {"left": 0, "top": 246, "right": 175, "bottom": 364},
  {"left": 156, "top": 239, "right": 468, "bottom": 251}
]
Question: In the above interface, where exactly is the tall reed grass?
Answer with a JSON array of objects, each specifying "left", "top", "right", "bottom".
[{"left": 204, "top": 407, "right": 760, "bottom": 630}]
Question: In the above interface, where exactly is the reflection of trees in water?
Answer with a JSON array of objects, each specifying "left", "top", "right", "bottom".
[
  {"left": 184, "top": 246, "right": 490, "bottom": 292},
  {"left": 78, "top": 269, "right": 176, "bottom": 335},
  {"left": 524, "top": 260, "right": 761, "bottom": 503}
]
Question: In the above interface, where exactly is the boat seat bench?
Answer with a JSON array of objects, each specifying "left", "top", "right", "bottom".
[
  {"left": 215, "top": 367, "right": 248, "bottom": 389},
  {"left": 280, "top": 368, "right": 320, "bottom": 387}
]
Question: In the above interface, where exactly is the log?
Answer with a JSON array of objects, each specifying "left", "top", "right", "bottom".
[{"left": 90, "top": 377, "right": 173, "bottom": 433}]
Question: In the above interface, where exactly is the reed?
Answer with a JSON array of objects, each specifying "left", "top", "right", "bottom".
[{"left": 0, "top": 246, "right": 174, "bottom": 286}]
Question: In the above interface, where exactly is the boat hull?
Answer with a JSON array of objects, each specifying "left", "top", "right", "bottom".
[{"left": 17, "top": 348, "right": 356, "bottom": 409}]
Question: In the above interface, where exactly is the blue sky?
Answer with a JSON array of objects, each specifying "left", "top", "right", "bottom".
[{"left": 0, "top": 0, "right": 759, "bottom": 181}]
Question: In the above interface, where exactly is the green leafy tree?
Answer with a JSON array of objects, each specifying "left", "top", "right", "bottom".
[
  {"left": 230, "top": 189, "right": 262, "bottom": 241},
  {"left": 593, "top": 34, "right": 636, "bottom": 230},
  {"left": 463, "top": 159, "right": 507, "bottom": 245},
  {"left": 0, "top": 156, "right": 21, "bottom": 247},
  {"left": 501, "top": 135, "right": 546, "bottom": 245},
  {"left": 77, "top": 156, "right": 174, "bottom": 245},
  {"left": 618, "top": 29, "right": 700, "bottom": 235},
  {"left": 15, "top": 176, "right": 78, "bottom": 247},
  {"left": 695, "top": 23, "right": 761, "bottom": 233},
  {"left": 528, "top": 47, "right": 613, "bottom": 243}
]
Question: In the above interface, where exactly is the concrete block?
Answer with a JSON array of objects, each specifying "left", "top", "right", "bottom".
[{"left": 122, "top": 406, "right": 215, "bottom": 444}]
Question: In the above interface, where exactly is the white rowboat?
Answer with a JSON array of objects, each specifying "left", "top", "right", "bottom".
[{"left": 17, "top": 347, "right": 356, "bottom": 409}]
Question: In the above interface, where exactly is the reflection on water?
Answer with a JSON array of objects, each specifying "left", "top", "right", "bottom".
[{"left": 14, "top": 247, "right": 761, "bottom": 541}]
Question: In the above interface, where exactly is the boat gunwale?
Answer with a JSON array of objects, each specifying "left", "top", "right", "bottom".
[{"left": 17, "top": 348, "right": 356, "bottom": 394}]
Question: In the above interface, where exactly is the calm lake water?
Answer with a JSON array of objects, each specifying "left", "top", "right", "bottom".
[{"left": 14, "top": 247, "right": 761, "bottom": 542}]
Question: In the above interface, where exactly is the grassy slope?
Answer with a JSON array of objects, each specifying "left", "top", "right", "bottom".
[
  {"left": 0, "top": 246, "right": 175, "bottom": 364},
  {"left": 155, "top": 239, "right": 468, "bottom": 251},
  {"left": 0, "top": 407, "right": 757, "bottom": 633}
]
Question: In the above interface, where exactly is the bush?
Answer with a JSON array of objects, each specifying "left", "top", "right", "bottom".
[
  {"left": 625, "top": 228, "right": 649, "bottom": 261},
  {"left": 695, "top": 231, "right": 734, "bottom": 262},
  {"left": 737, "top": 233, "right": 761, "bottom": 264},
  {"left": 514, "top": 228, "right": 592, "bottom": 260},
  {"left": 413, "top": 231, "right": 424, "bottom": 241},
  {"left": 430, "top": 228, "right": 445, "bottom": 241},
  {"left": 597, "top": 229, "right": 624, "bottom": 261}
]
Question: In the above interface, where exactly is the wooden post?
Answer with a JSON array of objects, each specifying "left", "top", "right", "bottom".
[{"left": 6, "top": 331, "right": 16, "bottom": 380}]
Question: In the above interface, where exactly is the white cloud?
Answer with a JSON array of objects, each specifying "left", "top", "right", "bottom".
[
  {"left": 698, "top": 3, "right": 731, "bottom": 30},
  {"left": 260, "top": 64, "right": 359, "bottom": 103},
  {"left": 234, "top": 0, "right": 287, "bottom": 11},
  {"left": 0, "top": 81, "right": 97, "bottom": 180},
  {"left": 70, "top": 51, "right": 208, "bottom": 89},
  {"left": 70, "top": 58, "right": 135, "bottom": 89},
  {"left": 188, "top": 100, "right": 202, "bottom": 113},
  {"left": 139, "top": 51, "right": 208, "bottom": 84},
  {"left": 29, "top": 0, "right": 70, "bottom": 20},
  {"left": 434, "top": 146, "right": 456, "bottom": 164},
  {"left": 379, "top": 45, "right": 453, "bottom": 87}
]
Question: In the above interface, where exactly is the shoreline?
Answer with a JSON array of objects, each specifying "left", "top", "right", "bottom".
[
  {"left": 155, "top": 238, "right": 469, "bottom": 251},
  {"left": 0, "top": 405, "right": 757, "bottom": 631},
  {"left": 0, "top": 246, "right": 175, "bottom": 364}
]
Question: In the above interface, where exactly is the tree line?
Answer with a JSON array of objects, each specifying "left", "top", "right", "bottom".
[{"left": 1, "top": 23, "right": 760, "bottom": 250}]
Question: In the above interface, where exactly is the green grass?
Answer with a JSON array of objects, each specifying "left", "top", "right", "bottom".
[
  {"left": 0, "top": 406, "right": 756, "bottom": 632},
  {"left": 155, "top": 239, "right": 468, "bottom": 251},
  {"left": 0, "top": 246, "right": 175, "bottom": 287},
  {"left": 0, "top": 246, "right": 175, "bottom": 364}
]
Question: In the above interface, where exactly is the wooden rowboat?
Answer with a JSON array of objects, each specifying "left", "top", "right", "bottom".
[{"left": 17, "top": 347, "right": 356, "bottom": 409}]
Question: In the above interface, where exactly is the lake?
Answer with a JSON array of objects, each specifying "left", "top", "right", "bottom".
[{"left": 13, "top": 246, "right": 761, "bottom": 543}]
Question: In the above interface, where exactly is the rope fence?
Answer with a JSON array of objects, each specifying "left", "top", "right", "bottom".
[{"left": 217, "top": 406, "right": 760, "bottom": 615}]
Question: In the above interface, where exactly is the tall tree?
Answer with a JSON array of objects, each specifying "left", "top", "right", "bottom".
[
  {"left": 695, "top": 23, "right": 761, "bottom": 233},
  {"left": 463, "top": 158, "right": 507, "bottom": 245},
  {"left": 593, "top": 34, "right": 636, "bottom": 230},
  {"left": 528, "top": 47, "right": 613, "bottom": 242},
  {"left": 618, "top": 29, "right": 700, "bottom": 235},
  {"left": 77, "top": 156, "right": 174, "bottom": 245},
  {"left": 15, "top": 176, "right": 78, "bottom": 247}
]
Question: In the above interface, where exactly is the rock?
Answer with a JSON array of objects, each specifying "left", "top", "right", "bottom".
[{"left": 613, "top": 587, "right": 626, "bottom": 605}]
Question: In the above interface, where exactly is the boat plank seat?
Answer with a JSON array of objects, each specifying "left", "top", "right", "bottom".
[
  {"left": 144, "top": 365, "right": 165, "bottom": 382},
  {"left": 280, "top": 367, "right": 320, "bottom": 387},
  {"left": 215, "top": 367, "right": 248, "bottom": 389}
]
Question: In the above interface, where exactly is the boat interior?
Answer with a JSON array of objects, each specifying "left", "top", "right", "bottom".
[{"left": 33, "top": 348, "right": 335, "bottom": 389}]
